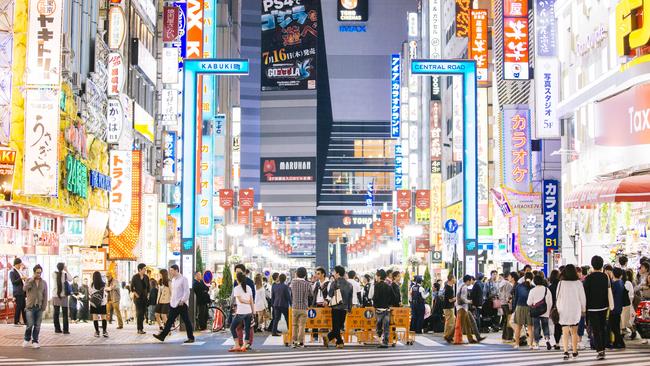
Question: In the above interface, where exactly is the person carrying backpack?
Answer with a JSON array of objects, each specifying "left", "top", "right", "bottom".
[
  {"left": 410, "top": 276, "right": 428, "bottom": 334},
  {"left": 90, "top": 271, "right": 108, "bottom": 338}
]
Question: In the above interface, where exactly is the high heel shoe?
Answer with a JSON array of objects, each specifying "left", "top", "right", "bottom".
[{"left": 563, "top": 352, "right": 570, "bottom": 360}]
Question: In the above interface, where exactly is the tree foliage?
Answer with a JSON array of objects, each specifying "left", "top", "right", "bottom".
[
  {"left": 218, "top": 261, "right": 233, "bottom": 300},
  {"left": 401, "top": 269, "right": 410, "bottom": 306}
]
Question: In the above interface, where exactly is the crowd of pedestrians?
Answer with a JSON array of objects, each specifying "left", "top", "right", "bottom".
[{"left": 8, "top": 254, "right": 650, "bottom": 362}]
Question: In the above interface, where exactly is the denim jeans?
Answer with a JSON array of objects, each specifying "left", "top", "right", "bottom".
[
  {"left": 376, "top": 309, "right": 391, "bottom": 345},
  {"left": 532, "top": 316, "right": 550, "bottom": 343},
  {"left": 25, "top": 306, "right": 44, "bottom": 343},
  {"left": 230, "top": 313, "right": 252, "bottom": 341}
]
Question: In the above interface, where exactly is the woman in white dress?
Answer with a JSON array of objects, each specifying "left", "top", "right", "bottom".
[
  {"left": 119, "top": 282, "right": 133, "bottom": 324},
  {"left": 254, "top": 273, "right": 269, "bottom": 332},
  {"left": 556, "top": 264, "right": 586, "bottom": 360}
]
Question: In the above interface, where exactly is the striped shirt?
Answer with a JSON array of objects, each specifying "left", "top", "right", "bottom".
[{"left": 290, "top": 278, "right": 312, "bottom": 310}]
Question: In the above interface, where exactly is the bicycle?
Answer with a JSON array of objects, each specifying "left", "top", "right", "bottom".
[{"left": 209, "top": 299, "right": 230, "bottom": 332}]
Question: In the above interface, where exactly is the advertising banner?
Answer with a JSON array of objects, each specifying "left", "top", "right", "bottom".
[
  {"left": 80, "top": 249, "right": 106, "bottom": 272},
  {"left": 168, "top": 207, "right": 181, "bottom": 254},
  {"left": 595, "top": 83, "right": 650, "bottom": 146},
  {"left": 65, "top": 154, "right": 88, "bottom": 199},
  {"left": 26, "top": 0, "right": 62, "bottom": 85},
  {"left": 171, "top": 1, "right": 187, "bottom": 61},
  {"left": 394, "top": 144, "right": 403, "bottom": 189},
  {"left": 502, "top": 105, "right": 532, "bottom": 193},
  {"left": 160, "top": 88, "right": 178, "bottom": 125},
  {"left": 185, "top": 0, "right": 203, "bottom": 59},
  {"left": 430, "top": 174, "right": 442, "bottom": 248},
  {"left": 397, "top": 190, "right": 412, "bottom": 211},
  {"left": 455, "top": 0, "right": 470, "bottom": 37},
  {"left": 219, "top": 189, "right": 234, "bottom": 209},
  {"left": 503, "top": 0, "right": 528, "bottom": 17},
  {"left": 261, "top": 157, "right": 316, "bottom": 182},
  {"left": 338, "top": 0, "right": 368, "bottom": 21},
  {"left": 197, "top": 133, "right": 213, "bottom": 236},
  {"left": 391, "top": 54, "right": 401, "bottom": 138},
  {"left": 141, "top": 193, "right": 158, "bottom": 265},
  {"left": 238, "top": 189, "right": 254, "bottom": 209},
  {"left": 238, "top": 208, "right": 250, "bottom": 225},
  {"left": 429, "top": 0, "right": 442, "bottom": 101},
  {"left": 109, "top": 151, "right": 142, "bottom": 260},
  {"left": 161, "top": 48, "right": 179, "bottom": 85},
  {"left": 162, "top": 131, "right": 177, "bottom": 182},
  {"left": 535, "top": 57, "right": 560, "bottom": 138},
  {"left": 415, "top": 190, "right": 430, "bottom": 210},
  {"left": 381, "top": 212, "right": 393, "bottom": 231},
  {"left": 261, "top": 0, "right": 319, "bottom": 91},
  {"left": 0, "top": 147, "right": 16, "bottom": 201},
  {"left": 503, "top": 17, "right": 530, "bottom": 80},
  {"left": 107, "top": 53, "right": 125, "bottom": 96},
  {"left": 416, "top": 228, "right": 430, "bottom": 253},
  {"left": 163, "top": 6, "right": 180, "bottom": 42},
  {"left": 134, "top": 102, "right": 154, "bottom": 142},
  {"left": 430, "top": 101, "right": 442, "bottom": 172},
  {"left": 535, "top": 0, "right": 557, "bottom": 57},
  {"left": 24, "top": 89, "right": 59, "bottom": 196},
  {"left": 106, "top": 99, "right": 124, "bottom": 144},
  {"left": 252, "top": 209, "right": 265, "bottom": 229},
  {"left": 108, "top": 6, "right": 126, "bottom": 50},
  {"left": 542, "top": 180, "right": 559, "bottom": 251},
  {"left": 396, "top": 211, "right": 410, "bottom": 228},
  {"left": 469, "top": 9, "right": 489, "bottom": 83},
  {"left": 478, "top": 88, "right": 489, "bottom": 225},
  {"left": 157, "top": 203, "right": 168, "bottom": 267},
  {"left": 452, "top": 76, "right": 463, "bottom": 161}
]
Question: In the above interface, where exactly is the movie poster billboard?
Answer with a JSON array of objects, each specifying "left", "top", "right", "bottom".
[{"left": 261, "top": 0, "right": 319, "bottom": 91}]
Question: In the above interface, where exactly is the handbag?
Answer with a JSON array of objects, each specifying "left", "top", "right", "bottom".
[
  {"left": 530, "top": 287, "right": 548, "bottom": 318},
  {"left": 330, "top": 288, "right": 343, "bottom": 306},
  {"left": 608, "top": 280, "right": 615, "bottom": 311},
  {"left": 550, "top": 282, "right": 561, "bottom": 324}
]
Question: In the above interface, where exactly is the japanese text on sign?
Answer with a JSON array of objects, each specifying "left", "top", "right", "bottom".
[
  {"left": 503, "top": 17, "right": 530, "bottom": 80},
  {"left": 469, "top": 9, "right": 488, "bottom": 82},
  {"left": 26, "top": 0, "right": 62, "bottom": 85},
  {"left": 502, "top": 106, "right": 531, "bottom": 192},
  {"left": 391, "top": 54, "right": 401, "bottom": 138},
  {"left": 455, "top": 0, "right": 470, "bottom": 37},
  {"left": 24, "top": 89, "right": 59, "bottom": 196},
  {"left": 542, "top": 180, "right": 559, "bottom": 250},
  {"left": 535, "top": 0, "right": 557, "bottom": 57}
]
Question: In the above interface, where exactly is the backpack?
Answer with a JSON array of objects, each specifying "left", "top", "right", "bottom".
[
  {"left": 470, "top": 283, "right": 483, "bottom": 307},
  {"left": 90, "top": 287, "right": 104, "bottom": 308},
  {"left": 411, "top": 285, "right": 424, "bottom": 307},
  {"left": 529, "top": 287, "right": 548, "bottom": 318}
]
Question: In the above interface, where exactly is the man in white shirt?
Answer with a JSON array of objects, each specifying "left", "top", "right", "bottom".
[
  {"left": 347, "top": 270, "right": 362, "bottom": 307},
  {"left": 154, "top": 264, "right": 195, "bottom": 343}
]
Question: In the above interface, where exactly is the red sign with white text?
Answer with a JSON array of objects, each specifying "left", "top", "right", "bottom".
[
  {"left": 503, "top": 0, "right": 528, "bottom": 17},
  {"left": 162, "top": 6, "right": 179, "bottom": 42},
  {"left": 238, "top": 189, "right": 255, "bottom": 209},
  {"left": 397, "top": 190, "right": 412, "bottom": 211},
  {"left": 469, "top": 9, "right": 489, "bottom": 83},
  {"left": 415, "top": 190, "right": 431, "bottom": 210},
  {"left": 252, "top": 209, "right": 265, "bottom": 229},
  {"left": 396, "top": 211, "right": 410, "bottom": 228},
  {"left": 219, "top": 189, "right": 234, "bottom": 209},
  {"left": 503, "top": 17, "right": 529, "bottom": 80},
  {"left": 238, "top": 208, "right": 250, "bottom": 225}
]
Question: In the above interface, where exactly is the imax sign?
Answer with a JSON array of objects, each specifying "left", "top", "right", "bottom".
[{"left": 339, "top": 25, "right": 367, "bottom": 32}]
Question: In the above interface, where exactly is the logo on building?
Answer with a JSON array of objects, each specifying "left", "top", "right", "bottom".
[{"left": 616, "top": 0, "right": 650, "bottom": 57}]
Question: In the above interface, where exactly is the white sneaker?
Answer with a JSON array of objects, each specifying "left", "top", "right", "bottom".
[
  {"left": 31, "top": 342, "right": 40, "bottom": 349},
  {"left": 532, "top": 344, "right": 539, "bottom": 350},
  {"left": 22, "top": 340, "right": 30, "bottom": 348},
  {"left": 513, "top": 344, "right": 520, "bottom": 349},
  {"left": 642, "top": 339, "right": 648, "bottom": 345}
]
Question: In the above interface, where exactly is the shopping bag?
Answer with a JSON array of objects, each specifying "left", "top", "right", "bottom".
[{"left": 277, "top": 316, "right": 288, "bottom": 333}]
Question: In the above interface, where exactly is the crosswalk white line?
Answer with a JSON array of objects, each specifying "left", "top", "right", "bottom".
[
  {"left": 262, "top": 335, "right": 285, "bottom": 346},
  {"left": 414, "top": 335, "right": 442, "bottom": 346},
  {"left": 0, "top": 359, "right": 33, "bottom": 364}
]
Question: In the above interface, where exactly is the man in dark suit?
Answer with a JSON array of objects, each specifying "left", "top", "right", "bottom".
[
  {"left": 10, "top": 258, "right": 27, "bottom": 326},
  {"left": 193, "top": 271, "right": 210, "bottom": 331}
]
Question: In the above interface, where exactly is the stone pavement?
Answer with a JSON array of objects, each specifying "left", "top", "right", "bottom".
[{"left": 0, "top": 321, "right": 214, "bottom": 347}]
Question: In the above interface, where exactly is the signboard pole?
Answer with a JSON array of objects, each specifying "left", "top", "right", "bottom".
[{"left": 411, "top": 59, "right": 479, "bottom": 276}]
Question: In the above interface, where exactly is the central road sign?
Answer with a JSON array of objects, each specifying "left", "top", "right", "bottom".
[{"left": 411, "top": 59, "right": 478, "bottom": 276}]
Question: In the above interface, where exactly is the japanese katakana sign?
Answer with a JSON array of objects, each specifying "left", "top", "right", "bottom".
[
  {"left": 503, "top": 14, "right": 529, "bottom": 80},
  {"left": 469, "top": 9, "right": 488, "bottom": 83},
  {"left": 502, "top": 105, "right": 532, "bottom": 193},
  {"left": 26, "top": 0, "right": 62, "bottom": 85}
]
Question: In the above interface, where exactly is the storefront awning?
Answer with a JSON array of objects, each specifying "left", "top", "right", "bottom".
[{"left": 565, "top": 175, "right": 650, "bottom": 208}]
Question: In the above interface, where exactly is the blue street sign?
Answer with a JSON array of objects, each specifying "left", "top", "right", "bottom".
[
  {"left": 308, "top": 309, "right": 317, "bottom": 319},
  {"left": 444, "top": 219, "right": 459, "bottom": 234}
]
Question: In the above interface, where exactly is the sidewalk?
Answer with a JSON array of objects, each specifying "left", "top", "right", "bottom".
[{"left": 0, "top": 321, "right": 210, "bottom": 347}]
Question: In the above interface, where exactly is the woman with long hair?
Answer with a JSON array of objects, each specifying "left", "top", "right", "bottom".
[
  {"left": 547, "top": 269, "right": 562, "bottom": 350},
  {"left": 512, "top": 272, "right": 534, "bottom": 349},
  {"left": 155, "top": 269, "right": 171, "bottom": 330},
  {"left": 229, "top": 271, "right": 255, "bottom": 352},
  {"left": 52, "top": 262, "right": 72, "bottom": 334},
  {"left": 623, "top": 269, "right": 636, "bottom": 339},
  {"left": 556, "top": 264, "right": 586, "bottom": 360},
  {"left": 254, "top": 273, "right": 268, "bottom": 332},
  {"left": 90, "top": 271, "right": 108, "bottom": 338}
]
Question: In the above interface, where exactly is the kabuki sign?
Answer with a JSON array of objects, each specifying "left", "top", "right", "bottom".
[{"left": 26, "top": 0, "right": 63, "bottom": 85}]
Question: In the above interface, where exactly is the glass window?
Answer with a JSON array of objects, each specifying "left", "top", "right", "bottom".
[{"left": 352, "top": 140, "right": 395, "bottom": 158}]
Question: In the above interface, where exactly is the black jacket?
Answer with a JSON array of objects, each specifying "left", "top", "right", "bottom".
[
  {"left": 193, "top": 279, "right": 210, "bottom": 305},
  {"left": 391, "top": 282, "right": 401, "bottom": 307},
  {"left": 328, "top": 277, "right": 353, "bottom": 311},
  {"left": 443, "top": 283, "right": 455, "bottom": 309},
  {"left": 10, "top": 268, "right": 24, "bottom": 297},
  {"left": 130, "top": 274, "right": 150, "bottom": 304},
  {"left": 373, "top": 281, "right": 394, "bottom": 309}
]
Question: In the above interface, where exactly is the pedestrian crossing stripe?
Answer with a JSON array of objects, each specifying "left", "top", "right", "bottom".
[
  {"left": 6, "top": 349, "right": 650, "bottom": 366},
  {"left": 219, "top": 335, "right": 477, "bottom": 347}
]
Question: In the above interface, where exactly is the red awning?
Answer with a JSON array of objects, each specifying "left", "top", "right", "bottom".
[{"left": 565, "top": 175, "right": 650, "bottom": 208}]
